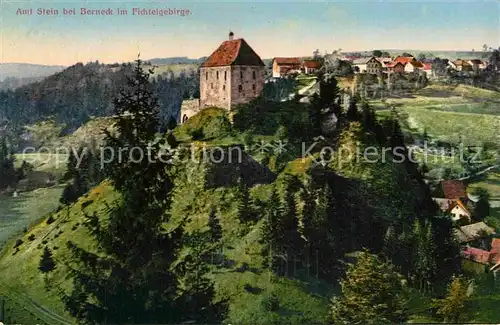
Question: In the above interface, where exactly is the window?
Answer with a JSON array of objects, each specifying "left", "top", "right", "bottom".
[
  {"left": 240, "top": 70, "right": 243, "bottom": 79},
  {"left": 206, "top": 72, "right": 208, "bottom": 80},
  {"left": 216, "top": 71, "right": 219, "bottom": 79},
  {"left": 223, "top": 85, "right": 226, "bottom": 91},
  {"left": 238, "top": 85, "right": 243, "bottom": 92},
  {"left": 252, "top": 70, "right": 256, "bottom": 80},
  {"left": 182, "top": 114, "right": 188, "bottom": 123},
  {"left": 252, "top": 84, "right": 256, "bottom": 92},
  {"left": 211, "top": 83, "right": 213, "bottom": 89},
  {"left": 224, "top": 71, "right": 227, "bottom": 80}
]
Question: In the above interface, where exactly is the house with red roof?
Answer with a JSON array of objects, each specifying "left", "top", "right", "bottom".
[
  {"left": 199, "top": 31, "right": 265, "bottom": 112},
  {"left": 386, "top": 61, "right": 405, "bottom": 73},
  {"left": 404, "top": 60, "right": 424, "bottom": 73},
  {"left": 422, "top": 63, "right": 432, "bottom": 77},
  {"left": 433, "top": 197, "right": 472, "bottom": 223},
  {"left": 272, "top": 57, "right": 302, "bottom": 78},
  {"left": 302, "top": 60, "right": 322, "bottom": 74}
]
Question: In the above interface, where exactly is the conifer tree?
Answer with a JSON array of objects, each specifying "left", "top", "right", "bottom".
[
  {"left": 0, "top": 137, "right": 16, "bottom": 190},
  {"left": 62, "top": 60, "right": 225, "bottom": 324},
  {"left": 330, "top": 251, "right": 409, "bottom": 324},
  {"left": 433, "top": 276, "right": 470, "bottom": 323},
  {"left": 346, "top": 97, "right": 361, "bottom": 121},
  {"left": 39, "top": 247, "right": 56, "bottom": 274},
  {"left": 236, "top": 179, "right": 253, "bottom": 223},
  {"left": 208, "top": 208, "right": 223, "bottom": 244},
  {"left": 260, "top": 188, "right": 283, "bottom": 270}
]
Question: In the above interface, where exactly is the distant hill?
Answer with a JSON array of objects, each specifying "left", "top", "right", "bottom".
[
  {"left": 147, "top": 56, "right": 206, "bottom": 65},
  {"left": 343, "top": 50, "right": 489, "bottom": 60},
  {"left": 0, "top": 76, "right": 47, "bottom": 91},
  {"left": 0, "top": 63, "right": 65, "bottom": 82}
]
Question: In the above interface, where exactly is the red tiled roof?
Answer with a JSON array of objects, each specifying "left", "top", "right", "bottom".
[
  {"left": 303, "top": 60, "right": 322, "bottom": 69},
  {"left": 463, "top": 247, "right": 493, "bottom": 265},
  {"left": 393, "top": 56, "right": 415, "bottom": 65},
  {"left": 410, "top": 61, "right": 424, "bottom": 68},
  {"left": 441, "top": 180, "right": 467, "bottom": 199},
  {"left": 492, "top": 238, "right": 500, "bottom": 250},
  {"left": 201, "top": 38, "right": 265, "bottom": 68},
  {"left": 274, "top": 57, "right": 302, "bottom": 65},
  {"left": 423, "top": 63, "right": 432, "bottom": 70},
  {"left": 386, "top": 62, "right": 405, "bottom": 68}
]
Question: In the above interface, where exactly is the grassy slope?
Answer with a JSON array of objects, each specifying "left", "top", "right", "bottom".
[
  {"left": 0, "top": 167, "right": 333, "bottom": 324},
  {"left": 0, "top": 183, "right": 116, "bottom": 323}
]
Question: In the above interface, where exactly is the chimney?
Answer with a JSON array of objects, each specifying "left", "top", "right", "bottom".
[{"left": 229, "top": 31, "right": 234, "bottom": 41}]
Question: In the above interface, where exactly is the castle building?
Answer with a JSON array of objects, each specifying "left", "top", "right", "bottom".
[{"left": 199, "top": 32, "right": 265, "bottom": 111}]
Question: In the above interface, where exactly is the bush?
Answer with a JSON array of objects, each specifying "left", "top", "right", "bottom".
[
  {"left": 13, "top": 239, "right": 23, "bottom": 249},
  {"left": 261, "top": 294, "right": 280, "bottom": 312},
  {"left": 28, "top": 234, "right": 35, "bottom": 241},
  {"left": 46, "top": 215, "right": 55, "bottom": 225},
  {"left": 81, "top": 199, "right": 93, "bottom": 209},
  {"left": 189, "top": 128, "right": 204, "bottom": 140}
]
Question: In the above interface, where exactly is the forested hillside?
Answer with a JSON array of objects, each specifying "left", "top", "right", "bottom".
[
  {"left": 0, "top": 61, "right": 473, "bottom": 324},
  {"left": 0, "top": 61, "right": 199, "bottom": 145}
]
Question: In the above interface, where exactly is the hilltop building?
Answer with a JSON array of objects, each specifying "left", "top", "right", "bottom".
[
  {"left": 180, "top": 32, "right": 265, "bottom": 123},
  {"left": 199, "top": 31, "right": 265, "bottom": 111}
]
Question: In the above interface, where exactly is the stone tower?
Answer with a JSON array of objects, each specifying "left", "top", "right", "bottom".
[{"left": 199, "top": 32, "right": 265, "bottom": 112}]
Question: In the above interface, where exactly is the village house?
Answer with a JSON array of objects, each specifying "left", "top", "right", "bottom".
[
  {"left": 272, "top": 57, "right": 302, "bottom": 78},
  {"left": 467, "top": 59, "right": 486, "bottom": 72},
  {"left": 352, "top": 57, "right": 382, "bottom": 74},
  {"left": 376, "top": 57, "right": 392, "bottom": 70},
  {"left": 455, "top": 221, "right": 496, "bottom": 246},
  {"left": 422, "top": 62, "right": 432, "bottom": 77},
  {"left": 451, "top": 59, "right": 472, "bottom": 72},
  {"left": 461, "top": 237, "right": 500, "bottom": 274},
  {"left": 302, "top": 59, "right": 322, "bottom": 74},
  {"left": 433, "top": 197, "right": 472, "bottom": 223},
  {"left": 404, "top": 60, "right": 424, "bottom": 73},
  {"left": 199, "top": 32, "right": 265, "bottom": 111},
  {"left": 386, "top": 61, "right": 405, "bottom": 73}
]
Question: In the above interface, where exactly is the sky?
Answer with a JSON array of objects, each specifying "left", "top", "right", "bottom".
[{"left": 1, "top": 0, "right": 499, "bottom": 65}]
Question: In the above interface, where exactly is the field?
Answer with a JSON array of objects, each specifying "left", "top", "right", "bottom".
[
  {"left": 374, "top": 83, "right": 500, "bottom": 229},
  {"left": 374, "top": 84, "right": 500, "bottom": 147}
]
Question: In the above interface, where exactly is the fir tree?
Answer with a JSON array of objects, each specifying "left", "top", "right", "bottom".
[
  {"left": 260, "top": 188, "right": 283, "bottom": 270},
  {"left": 236, "top": 179, "right": 254, "bottom": 223},
  {"left": 433, "top": 276, "right": 470, "bottom": 323},
  {"left": 39, "top": 247, "right": 56, "bottom": 274},
  {"left": 413, "top": 220, "right": 437, "bottom": 293},
  {"left": 0, "top": 137, "right": 17, "bottom": 190},
  {"left": 62, "top": 60, "right": 225, "bottom": 324},
  {"left": 330, "top": 251, "right": 409, "bottom": 324},
  {"left": 208, "top": 208, "right": 222, "bottom": 244},
  {"left": 346, "top": 97, "right": 361, "bottom": 121}
]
